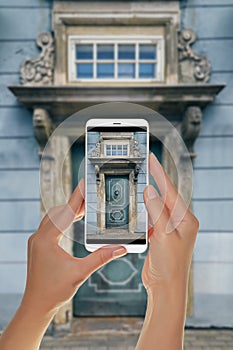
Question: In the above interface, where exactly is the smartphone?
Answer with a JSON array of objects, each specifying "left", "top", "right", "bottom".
[{"left": 85, "top": 119, "right": 149, "bottom": 253}]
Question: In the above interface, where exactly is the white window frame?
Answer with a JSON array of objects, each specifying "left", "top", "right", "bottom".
[
  {"left": 68, "top": 35, "right": 164, "bottom": 82},
  {"left": 104, "top": 140, "right": 129, "bottom": 157}
]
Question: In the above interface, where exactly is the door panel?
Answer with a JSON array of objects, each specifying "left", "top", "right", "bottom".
[{"left": 105, "top": 175, "right": 129, "bottom": 228}]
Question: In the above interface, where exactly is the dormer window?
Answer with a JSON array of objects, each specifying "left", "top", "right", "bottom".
[
  {"left": 68, "top": 36, "right": 164, "bottom": 82},
  {"left": 105, "top": 142, "right": 129, "bottom": 157}
]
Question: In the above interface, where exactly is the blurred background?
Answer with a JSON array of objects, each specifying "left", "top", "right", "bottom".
[{"left": 0, "top": 0, "right": 233, "bottom": 348}]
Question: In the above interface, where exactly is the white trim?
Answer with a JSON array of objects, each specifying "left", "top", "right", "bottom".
[{"left": 68, "top": 35, "right": 164, "bottom": 82}]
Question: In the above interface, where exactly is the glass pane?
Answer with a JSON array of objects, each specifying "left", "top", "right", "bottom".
[
  {"left": 117, "top": 145, "right": 122, "bottom": 155},
  {"left": 123, "top": 149, "right": 128, "bottom": 156},
  {"left": 139, "top": 44, "right": 157, "bottom": 60},
  {"left": 118, "top": 45, "right": 135, "bottom": 60},
  {"left": 76, "top": 44, "right": 93, "bottom": 60},
  {"left": 76, "top": 63, "right": 93, "bottom": 78},
  {"left": 118, "top": 63, "right": 135, "bottom": 78},
  {"left": 97, "top": 44, "right": 114, "bottom": 60},
  {"left": 106, "top": 145, "right": 111, "bottom": 156},
  {"left": 97, "top": 63, "right": 114, "bottom": 78},
  {"left": 139, "top": 63, "right": 156, "bottom": 78}
]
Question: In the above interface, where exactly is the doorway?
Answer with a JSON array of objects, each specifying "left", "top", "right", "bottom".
[
  {"left": 72, "top": 138, "right": 161, "bottom": 316},
  {"left": 105, "top": 174, "right": 129, "bottom": 229}
]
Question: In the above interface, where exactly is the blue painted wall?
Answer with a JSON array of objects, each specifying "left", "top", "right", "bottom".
[
  {"left": 0, "top": 0, "right": 52, "bottom": 329},
  {"left": 0, "top": 0, "right": 232, "bottom": 329},
  {"left": 181, "top": 0, "right": 233, "bottom": 326}
]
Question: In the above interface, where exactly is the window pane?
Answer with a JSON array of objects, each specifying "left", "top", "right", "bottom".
[
  {"left": 123, "top": 150, "right": 128, "bottom": 156},
  {"left": 106, "top": 145, "right": 111, "bottom": 156},
  {"left": 118, "top": 45, "right": 135, "bottom": 60},
  {"left": 139, "top": 63, "right": 156, "bottom": 78},
  {"left": 139, "top": 44, "right": 157, "bottom": 60},
  {"left": 97, "top": 63, "right": 114, "bottom": 78},
  {"left": 76, "top": 63, "right": 93, "bottom": 78},
  {"left": 118, "top": 63, "right": 135, "bottom": 78},
  {"left": 117, "top": 145, "right": 122, "bottom": 155},
  {"left": 76, "top": 44, "right": 93, "bottom": 60},
  {"left": 97, "top": 44, "right": 114, "bottom": 59}
]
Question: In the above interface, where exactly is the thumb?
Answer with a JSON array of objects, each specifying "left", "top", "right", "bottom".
[
  {"left": 144, "top": 185, "right": 172, "bottom": 234},
  {"left": 82, "top": 245, "right": 127, "bottom": 277}
]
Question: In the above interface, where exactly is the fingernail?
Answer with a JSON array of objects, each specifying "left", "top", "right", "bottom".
[
  {"left": 112, "top": 247, "right": 127, "bottom": 258},
  {"left": 148, "top": 187, "right": 158, "bottom": 200}
]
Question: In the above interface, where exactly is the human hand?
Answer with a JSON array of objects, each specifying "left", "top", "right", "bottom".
[
  {"left": 142, "top": 153, "right": 199, "bottom": 292},
  {"left": 21, "top": 179, "right": 127, "bottom": 316}
]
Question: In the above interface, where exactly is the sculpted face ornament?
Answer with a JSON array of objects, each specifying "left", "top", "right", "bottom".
[{"left": 181, "top": 106, "right": 202, "bottom": 157}]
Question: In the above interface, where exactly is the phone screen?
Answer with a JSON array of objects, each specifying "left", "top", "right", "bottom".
[{"left": 85, "top": 123, "right": 148, "bottom": 247}]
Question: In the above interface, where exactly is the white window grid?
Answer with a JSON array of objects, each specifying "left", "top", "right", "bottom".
[
  {"left": 104, "top": 142, "right": 129, "bottom": 157},
  {"left": 68, "top": 35, "right": 164, "bottom": 82}
]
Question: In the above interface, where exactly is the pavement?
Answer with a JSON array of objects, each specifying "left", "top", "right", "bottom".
[{"left": 40, "top": 318, "right": 233, "bottom": 350}]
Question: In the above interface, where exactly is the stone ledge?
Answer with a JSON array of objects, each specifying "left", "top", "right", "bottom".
[{"left": 9, "top": 84, "right": 225, "bottom": 120}]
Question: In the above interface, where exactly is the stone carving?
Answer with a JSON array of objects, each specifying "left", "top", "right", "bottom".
[
  {"left": 20, "top": 32, "right": 55, "bottom": 86},
  {"left": 91, "top": 142, "right": 101, "bottom": 157},
  {"left": 181, "top": 106, "right": 202, "bottom": 158},
  {"left": 33, "top": 108, "right": 54, "bottom": 156},
  {"left": 133, "top": 164, "right": 140, "bottom": 183},
  {"left": 131, "top": 140, "right": 141, "bottom": 157},
  {"left": 178, "top": 29, "right": 211, "bottom": 83},
  {"left": 95, "top": 164, "right": 100, "bottom": 184}
]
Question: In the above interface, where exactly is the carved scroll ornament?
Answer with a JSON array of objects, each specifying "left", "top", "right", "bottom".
[
  {"left": 178, "top": 29, "right": 211, "bottom": 83},
  {"left": 20, "top": 32, "right": 55, "bottom": 86}
]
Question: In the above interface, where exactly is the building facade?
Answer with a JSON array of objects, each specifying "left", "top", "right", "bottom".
[{"left": 0, "top": 0, "right": 232, "bottom": 330}]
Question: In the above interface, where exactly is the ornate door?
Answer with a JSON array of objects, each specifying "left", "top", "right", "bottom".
[
  {"left": 105, "top": 175, "right": 129, "bottom": 229},
  {"left": 72, "top": 140, "right": 161, "bottom": 316}
]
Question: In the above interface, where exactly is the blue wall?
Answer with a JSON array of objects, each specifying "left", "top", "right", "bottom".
[
  {"left": 181, "top": 0, "right": 233, "bottom": 326},
  {"left": 0, "top": 0, "right": 52, "bottom": 329}
]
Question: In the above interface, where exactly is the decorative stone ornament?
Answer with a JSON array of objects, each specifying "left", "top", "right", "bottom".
[
  {"left": 181, "top": 106, "right": 202, "bottom": 158},
  {"left": 33, "top": 108, "right": 54, "bottom": 156},
  {"left": 20, "top": 32, "right": 55, "bottom": 86},
  {"left": 178, "top": 29, "right": 211, "bottom": 83}
]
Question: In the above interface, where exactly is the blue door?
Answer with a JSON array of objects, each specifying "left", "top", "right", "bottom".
[
  {"left": 72, "top": 139, "right": 161, "bottom": 316},
  {"left": 105, "top": 174, "right": 129, "bottom": 229}
]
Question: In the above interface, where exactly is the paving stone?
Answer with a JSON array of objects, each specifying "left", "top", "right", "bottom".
[{"left": 40, "top": 328, "right": 233, "bottom": 349}]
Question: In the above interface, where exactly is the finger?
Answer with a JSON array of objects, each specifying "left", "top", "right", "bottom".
[
  {"left": 68, "top": 178, "right": 85, "bottom": 215},
  {"left": 149, "top": 153, "right": 187, "bottom": 213},
  {"left": 81, "top": 245, "right": 127, "bottom": 277},
  {"left": 148, "top": 213, "right": 154, "bottom": 227},
  {"left": 148, "top": 226, "right": 154, "bottom": 239},
  {"left": 39, "top": 179, "right": 85, "bottom": 242},
  {"left": 74, "top": 200, "right": 85, "bottom": 222},
  {"left": 149, "top": 153, "right": 189, "bottom": 232},
  {"left": 144, "top": 185, "right": 174, "bottom": 234}
]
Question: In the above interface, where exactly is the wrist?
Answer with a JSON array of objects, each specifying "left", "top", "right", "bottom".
[
  {"left": 146, "top": 275, "right": 189, "bottom": 299},
  {"left": 146, "top": 278, "right": 188, "bottom": 323},
  {"left": 20, "top": 294, "right": 58, "bottom": 322}
]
